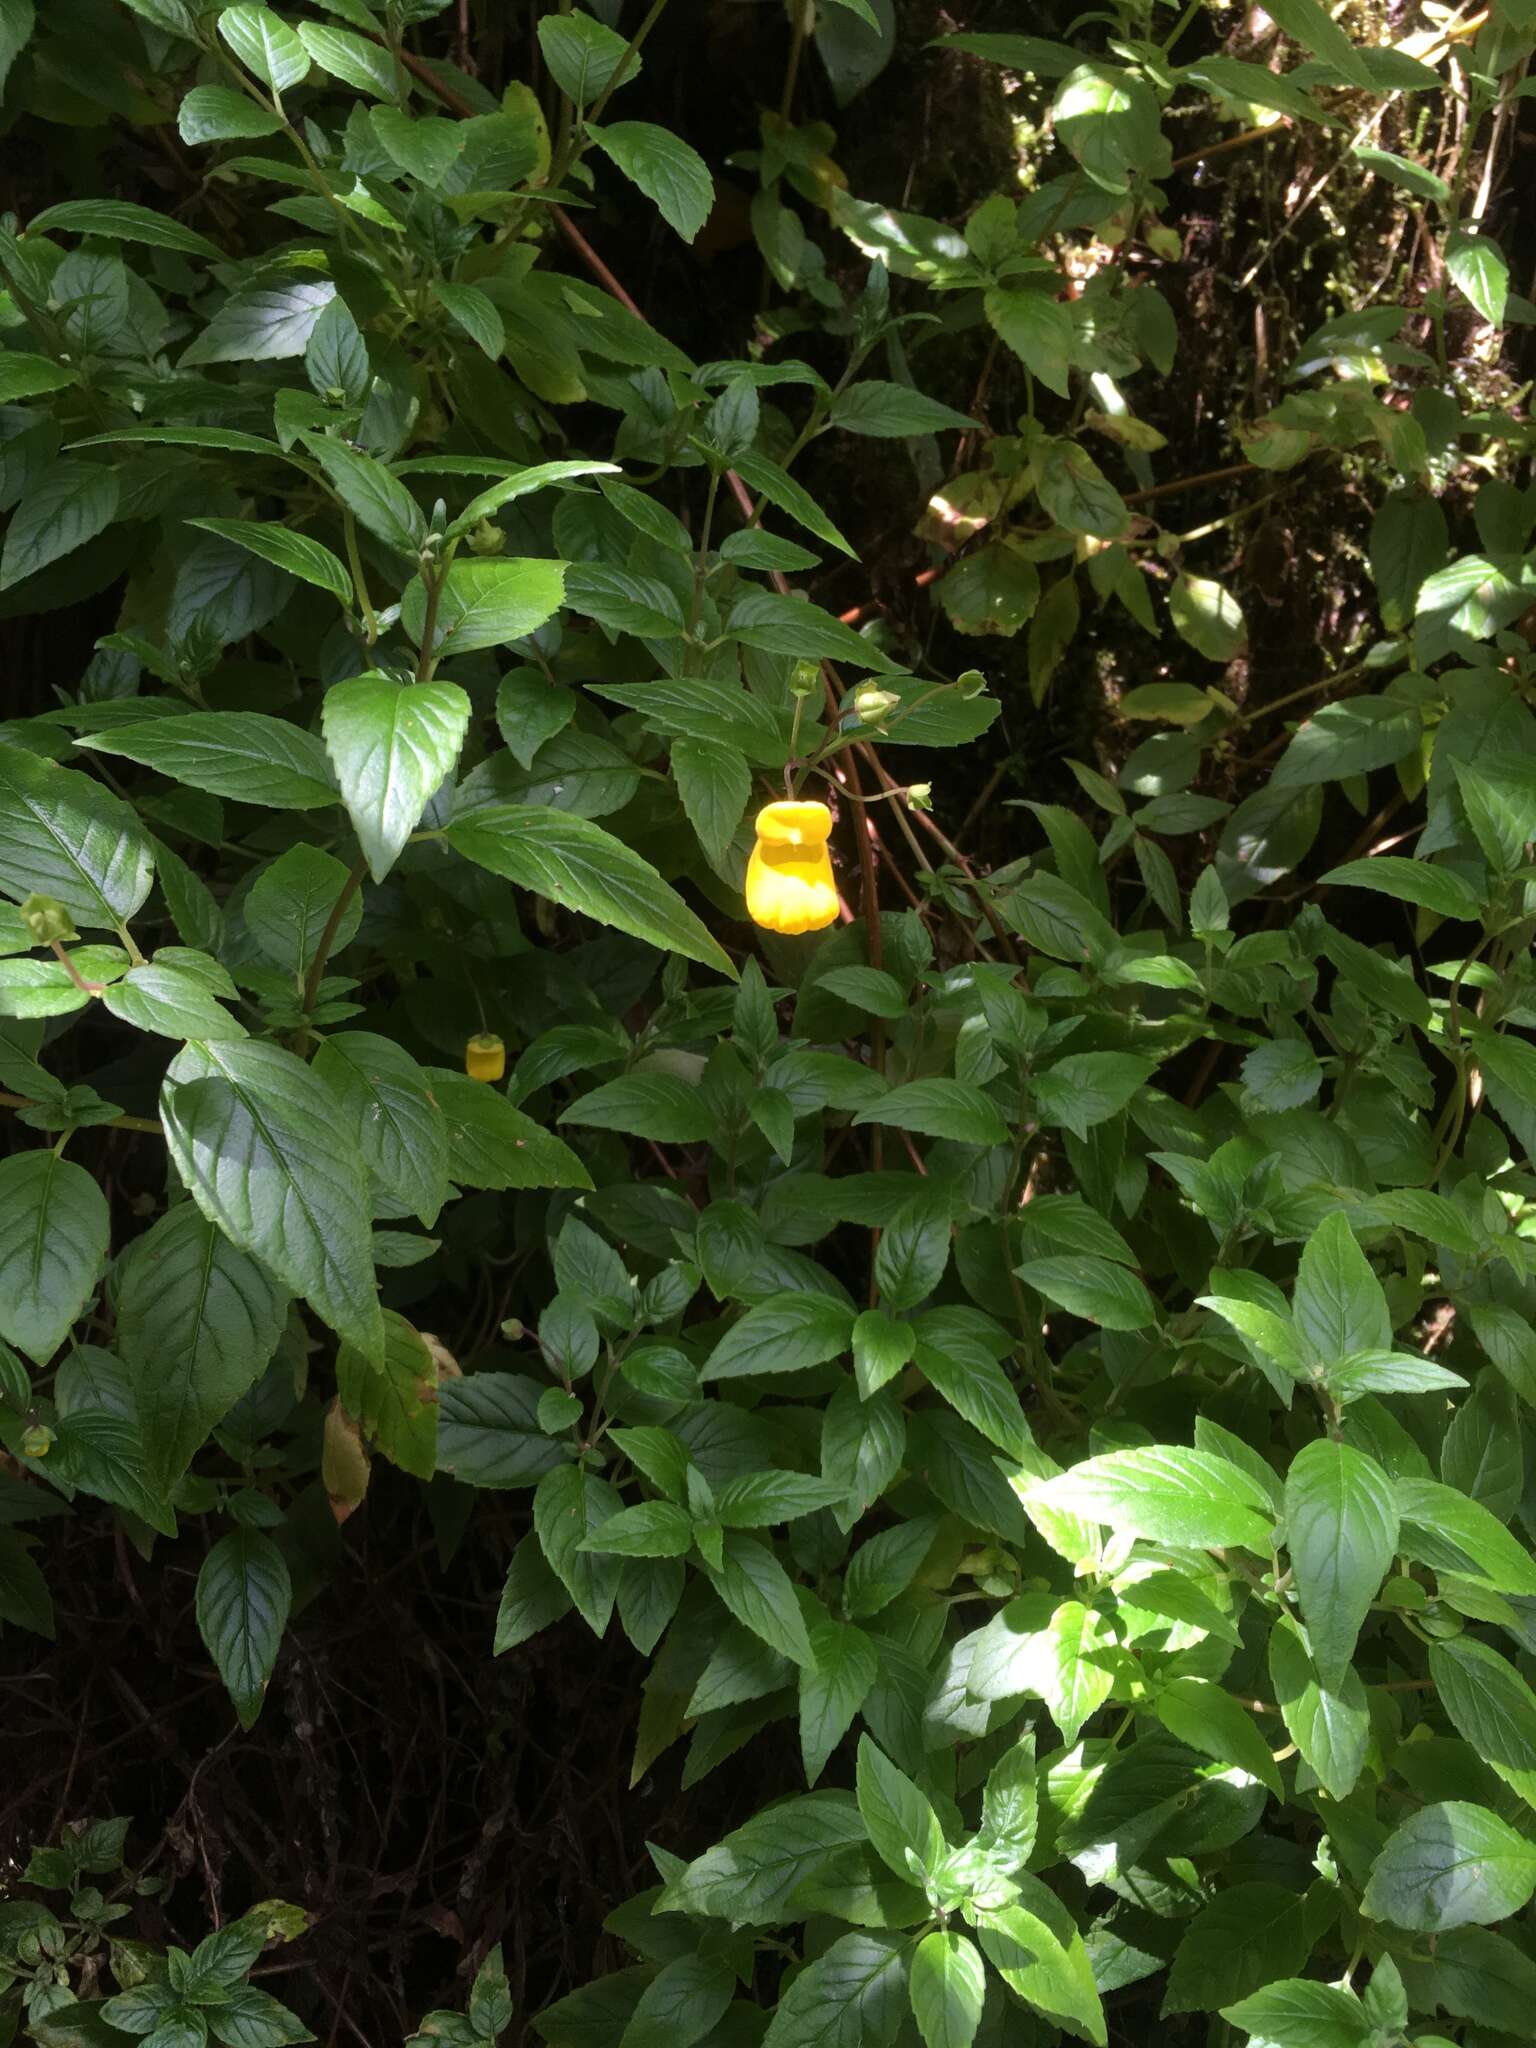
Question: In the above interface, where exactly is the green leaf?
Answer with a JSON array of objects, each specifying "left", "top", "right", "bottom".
[
  {"left": 672, "top": 736, "right": 750, "bottom": 871},
  {"left": 617, "top": 1954, "right": 735, "bottom": 2048},
  {"left": 857, "top": 1733, "right": 946, "bottom": 1885},
  {"left": 185, "top": 517, "right": 352, "bottom": 609},
  {"left": 1268, "top": 1616, "right": 1369, "bottom": 1802},
  {"left": 731, "top": 449, "right": 856, "bottom": 557},
  {"left": 305, "top": 295, "right": 371, "bottom": 407},
  {"left": 913, "top": 1308, "right": 1028, "bottom": 1458},
  {"left": 1363, "top": 1802, "right": 1536, "bottom": 1931},
  {"left": 937, "top": 541, "right": 1042, "bottom": 637},
  {"left": 561, "top": 1072, "right": 713, "bottom": 1144},
  {"left": 909, "top": 1932, "right": 985, "bottom": 2048},
  {"left": 1220, "top": 1979, "right": 1369, "bottom": 2048},
  {"left": 430, "top": 1069, "right": 591, "bottom": 1193},
  {"left": 437, "top": 1373, "right": 564, "bottom": 1489},
  {"left": 1271, "top": 697, "right": 1421, "bottom": 787},
  {"left": 182, "top": 276, "right": 336, "bottom": 365},
  {"left": 1446, "top": 226, "right": 1509, "bottom": 327},
  {"left": 312, "top": 1033, "right": 449, "bottom": 1226},
  {"left": 1397, "top": 1475, "right": 1536, "bottom": 1594},
  {"left": 827, "top": 381, "right": 978, "bottom": 438},
  {"left": 1163, "top": 1882, "right": 1313, "bottom": 2017},
  {"left": 336, "top": 1310, "right": 438, "bottom": 1481},
  {"left": 320, "top": 675, "right": 469, "bottom": 883},
  {"left": 0, "top": 1528, "right": 54, "bottom": 1639},
  {"left": 1261, "top": 0, "right": 1376, "bottom": 85},
  {"left": 704, "top": 1292, "right": 855, "bottom": 1381},
  {"left": 873, "top": 1193, "right": 950, "bottom": 1310},
  {"left": 1370, "top": 488, "right": 1448, "bottom": 630},
  {"left": 1293, "top": 1211, "right": 1390, "bottom": 1364},
  {"left": 403, "top": 558, "right": 567, "bottom": 656},
  {"left": 536, "top": 10, "right": 639, "bottom": 104},
  {"left": 446, "top": 803, "right": 732, "bottom": 974},
  {"left": 78, "top": 714, "right": 337, "bottom": 810},
  {"left": 70, "top": 424, "right": 287, "bottom": 460},
  {"left": 1283, "top": 1438, "right": 1397, "bottom": 1688},
  {"left": 1036, "top": 439, "right": 1129, "bottom": 540},
  {"left": 448, "top": 459, "right": 619, "bottom": 540},
  {"left": 985, "top": 288, "right": 1074, "bottom": 399},
  {"left": 434, "top": 281, "right": 504, "bottom": 360},
  {"left": 245, "top": 845, "right": 360, "bottom": 980},
  {"left": 1319, "top": 854, "right": 1481, "bottom": 921},
  {"left": 0, "top": 1151, "right": 108, "bottom": 1365},
  {"left": 726, "top": 588, "right": 904, "bottom": 672},
  {"left": 217, "top": 5, "right": 310, "bottom": 94},
  {"left": 1032, "top": 1052, "right": 1155, "bottom": 1139},
  {"left": 534, "top": 1461, "right": 623, "bottom": 1635},
  {"left": 1033, "top": 1446, "right": 1276, "bottom": 1550},
  {"left": 1430, "top": 1634, "right": 1536, "bottom": 1773},
  {"left": 161, "top": 1039, "right": 383, "bottom": 1365},
  {"left": 1353, "top": 142, "right": 1451, "bottom": 203},
  {"left": 0, "top": 353, "right": 76, "bottom": 403},
  {"left": 852, "top": 1079, "right": 1005, "bottom": 1147},
  {"left": 201, "top": 1982, "right": 311, "bottom": 2047},
  {"left": 800, "top": 1618, "right": 878, "bottom": 1786},
  {"left": 301, "top": 433, "right": 424, "bottom": 556},
  {"left": 1169, "top": 571, "right": 1246, "bottom": 661},
  {"left": 657, "top": 1792, "right": 867, "bottom": 1922},
  {"left": 761, "top": 1932, "right": 907, "bottom": 2048},
  {"left": 1017, "top": 1254, "right": 1159, "bottom": 1331},
  {"left": 707, "top": 1530, "right": 815, "bottom": 1667},
  {"left": 0, "top": 458, "right": 119, "bottom": 591},
  {"left": 1239, "top": 1039, "right": 1323, "bottom": 1112},
  {"left": 0, "top": 742, "right": 154, "bottom": 930},
  {"left": 195, "top": 1527, "right": 291, "bottom": 1729},
  {"left": 577, "top": 1500, "right": 693, "bottom": 1558},
  {"left": 101, "top": 959, "right": 246, "bottom": 1041},
  {"left": 0, "top": 949, "right": 125, "bottom": 1019},
  {"left": 294, "top": 19, "right": 394, "bottom": 96},
  {"left": 179, "top": 84, "right": 286, "bottom": 142},
  {"left": 116, "top": 1204, "right": 288, "bottom": 1492},
  {"left": 1052, "top": 61, "right": 1168, "bottom": 193},
  {"left": 1154, "top": 1677, "right": 1283, "bottom": 1798},
  {"left": 494, "top": 1532, "right": 572, "bottom": 1651},
  {"left": 370, "top": 104, "right": 465, "bottom": 186},
  {"left": 1025, "top": 1599, "right": 1116, "bottom": 1743},
  {"left": 32, "top": 194, "right": 224, "bottom": 256},
  {"left": 590, "top": 122, "right": 713, "bottom": 243},
  {"left": 975, "top": 1897, "right": 1106, "bottom": 2046}
]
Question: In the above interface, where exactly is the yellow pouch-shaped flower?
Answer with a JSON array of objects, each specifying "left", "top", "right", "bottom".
[{"left": 746, "top": 801, "right": 838, "bottom": 935}]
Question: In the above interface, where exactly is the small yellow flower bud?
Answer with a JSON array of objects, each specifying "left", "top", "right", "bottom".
[{"left": 465, "top": 1033, "right": 506, "bottom": 1082}]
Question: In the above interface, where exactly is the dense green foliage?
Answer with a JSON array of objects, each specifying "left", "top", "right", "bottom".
[{"left": 1, "top": 0, "right": 1536, "bottom": 2044}]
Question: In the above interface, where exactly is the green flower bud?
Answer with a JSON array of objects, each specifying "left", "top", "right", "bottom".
[
  {"left": 21, "top": 1423, "right": 54, "bottom": 1459},
  {"left": 955, "top": 668, "right": 987, "bottom": 699},
  {"left": 20, "top": 894, "right": 77, "bottom": 945},
  {"left": 906, "top": 782, "right": 933, "bottom": 812},
  {"left": 789, "top": 659, "right": 821, "bottom": 699},
  {"left": 467, "top": 518, "right": 506, "bottom": 557},
  {"left": 852, "top": 685, "right": 901, "bottom": 727}
]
